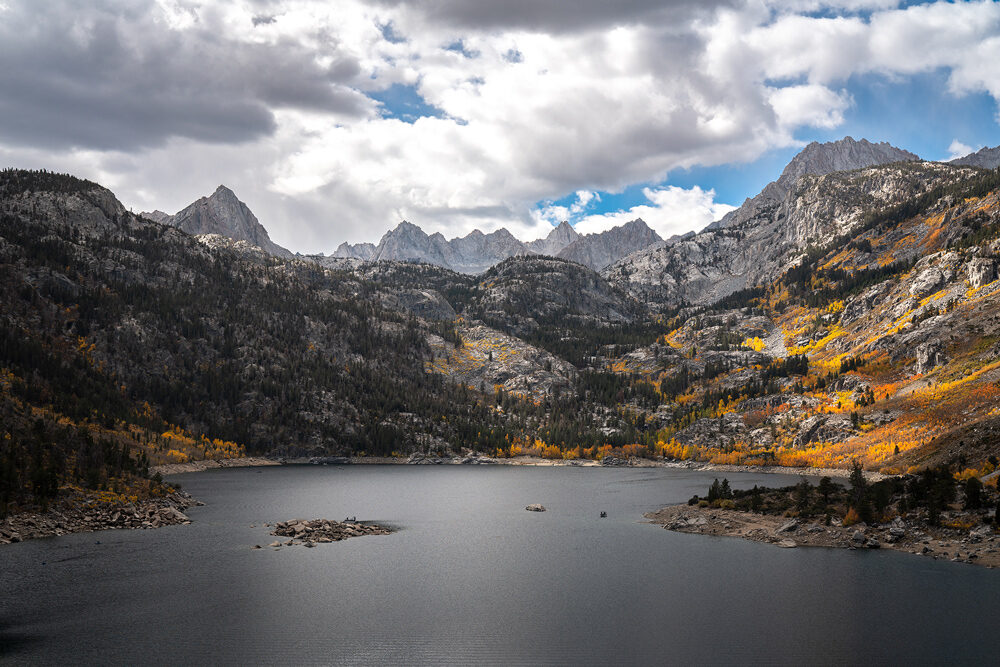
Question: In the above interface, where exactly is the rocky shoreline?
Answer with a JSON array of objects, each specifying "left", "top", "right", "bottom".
[
  {"left": 647, "top": 504, "right": 1000, "bottom": 568},
  {"left": 156, "top": 453, "right": 888, "bottom": 479},
  {"left": 0, "top": 491, "right": 201, "bottom": 545},
  {"left": 150, "top": 456, "right": 280, "bottom": 476}
]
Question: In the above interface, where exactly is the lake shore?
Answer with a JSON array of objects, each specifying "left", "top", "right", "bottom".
[
  {"left": 165, "top": 453, "right": 884, "bottom": 480},
  {"left": 646, "top": 503, "right": 1000, "bottom": 568},
  {"left": 0, "top": 490, "right": 200, "bottom": 545},
  {"left": 151, "top": 456, "right": 281, "bottom": 476}
]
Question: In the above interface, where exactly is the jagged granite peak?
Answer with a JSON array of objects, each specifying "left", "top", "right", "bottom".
[
  {"left": 712, "top": 137, "right": 920, "bottom": 230},
  {"left": 372, "top": 221, "right": 453, "bottom": 268},
  {"left": 526, "top": 220, "right": 581, "bottom": 256},
  {"left": 143, "top": 185, "right": 292, "bottom": 258},
  {"left": 950, "top": 144, "right": 1000, "bottom": 169},
  {"left": 556, "top": 218, "right": 662, "bottom": 271},
  {"left": 332, "top": 241, "right": 376, "bottom": 260},
  {"left": 445, "top": 226, "right": 530, "bottom": 273},
  {"left": 370, "top": 221, "right": 531, "bottom": 273}
]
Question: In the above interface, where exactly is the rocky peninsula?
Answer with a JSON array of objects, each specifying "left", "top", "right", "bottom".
[
  {"left": 647, "top": 504, "right": 1000, "bottom": 567},
  {"left": 648, "top": 467, "right": 1000, "bottom": 568},
  {"left": 0, "top": 490, "right": 200, "bottom": 544}
]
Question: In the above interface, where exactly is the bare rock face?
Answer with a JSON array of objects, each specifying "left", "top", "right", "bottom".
[
  {"left": 380, "top": 288, "right": 456, "bottom": 321},
  {"left": 556, "top": 218, "right": 661, "bottom": 271},
  {"left": 332, "top": 241, "right": 376, "bottom": 260},
  {"left": 368, "top": 219, "right": 655, "bottom": 274},
  {"left": 145, "top": 185, "right": 293, "bottom": 258},
  {"left": 914, "top": 341, "right": 947, "bottom": 374},
  {"left": 909, "top": 267, "right": 944, "bottom": 297},
  {"left": 966, "top": 257, "right": 996, "bottom": 289},
  {"left": 526, "top": 220, "right": 580, "bottom": 256},
  {"left": 369, "top": 221, "right": 532, "bottom": 274},
  {"left": 950, "top": 144, "right": 1000, "bottom": 169}
]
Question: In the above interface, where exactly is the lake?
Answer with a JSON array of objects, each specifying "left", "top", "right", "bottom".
[{"left": 2, "top": 465, "right": 999, "bottom": 665}]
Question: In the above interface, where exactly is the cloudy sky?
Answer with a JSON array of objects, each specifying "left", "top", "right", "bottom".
[{"left": 2, "top": 0, "right": 1000, "bottom": 252}]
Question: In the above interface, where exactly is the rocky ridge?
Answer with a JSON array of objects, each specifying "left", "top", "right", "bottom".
[
  {"left": 951, "top": 144, "right": 1000, "bottom": 170},
  {"left": 604, "top": 160, "right": 980, "bottom": 307}
]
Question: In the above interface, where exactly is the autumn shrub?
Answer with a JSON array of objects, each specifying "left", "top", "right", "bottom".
[{"left": 842, "top": 506, "right": 861, "bottom": 527}]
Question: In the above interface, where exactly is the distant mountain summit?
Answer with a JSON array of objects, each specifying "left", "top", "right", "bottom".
[
  {"left": 526, "top": 220, "right": 580, "bottom": 256},
  {"left": 950, "top": 144, "right": 1000, "bottom": 169},
  {"left": 142, "top": 185, "right": 292, "bottom": 258},
  {"left": 556, "top": 219, "right": 661, "bottom": 271},
  {"left": 343, "top": 217, "right": 653, "bottom": 274},
  {"left": 332, "top": 241, "right": 376, "bottom": 260},
  {"left": 712, "top": 136, "right": 920, "bottom": 230}
]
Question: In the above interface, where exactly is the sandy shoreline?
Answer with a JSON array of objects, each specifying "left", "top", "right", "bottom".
[{"left": 646, "top": 504, "right": 1000, "bottom": 568}]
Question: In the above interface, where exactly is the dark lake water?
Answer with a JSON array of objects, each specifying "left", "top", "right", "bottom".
[{"left": 3, "top": 465, "right": 999, "bottom": 665}]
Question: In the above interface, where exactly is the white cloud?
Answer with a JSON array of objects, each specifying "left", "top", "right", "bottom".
[
  {"left": 945, "top": 139, "right": 976, "bottom": 161},
  {"left": 4, "top": 0, "right": 1000, "bottom": 252},
  {"left": 768, "top": 85, "right": 852, "bottom": 130},
  {"left": 570, "top": 185, "right": 735, "bottom": 239}
]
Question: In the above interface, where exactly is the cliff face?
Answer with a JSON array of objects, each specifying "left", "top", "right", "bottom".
[{"left": 556, "top": 219, "right": 662, "bottom": 271}]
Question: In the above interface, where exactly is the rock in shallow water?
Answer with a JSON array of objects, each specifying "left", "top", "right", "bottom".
[{"left": 525, "top": 504, "right": 546, "bottom": 512}]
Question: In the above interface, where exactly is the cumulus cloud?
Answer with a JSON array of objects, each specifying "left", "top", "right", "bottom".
[
  {"left": 0, "top": 0, "right": 376, "bottom": 151},
  {"left": 569, "top": 186, "right": 735, "bottom": 239},
  {"left": 2, "top": 0, "right": 1000, "bottom": 252},
  {"left": 945, "top": 139, "right": 976, "bottom": 161}
]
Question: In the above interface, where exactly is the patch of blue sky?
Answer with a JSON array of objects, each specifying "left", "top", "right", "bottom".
[
  {"left": 794, "top": 0, "right": 930, "bottom": 21},
  {"left": 806, "top": 69, "right": 1000, "bottom": 161},
  {"left": 444, "top": 39, "right": 480, "bottom": 58},
  {"left": 368, "top": 83, "right": 445, "bottom": 123}
]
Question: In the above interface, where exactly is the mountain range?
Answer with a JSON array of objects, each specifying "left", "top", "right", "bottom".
[
  {"left": 6, "top": 134, "right": 1000, "bottom": 513},
  {"left": 143, "top": 137, "right": 1000, "bottom": 282},
  {"left": 336, "top": 217, "right": 661, "bottom": 273}
]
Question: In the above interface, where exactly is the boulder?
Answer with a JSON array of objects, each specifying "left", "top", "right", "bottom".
[
  {"left": 794, "top": 415, "right": 826, "bottom": 448},
  {"left": 776, "top": 539, "right": 797, "bottom": 548},
  {"left": 776, "top": 519, "right": 799, "bottom": 534},
  {"left": 909, "top": 267, "right": 943, "bottom": 297},
  {"left": 525, "top": 504, "right": 546, "bottom": 512}
]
